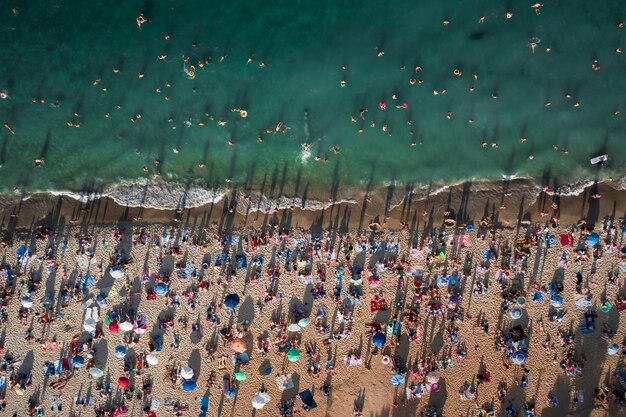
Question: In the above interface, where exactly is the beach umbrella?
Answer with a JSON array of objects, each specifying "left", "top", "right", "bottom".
[
  {"left": 89, "top": 367, "right": 104, "bottom": 378},
  {"left": 287, "top": 323, "right": 301, "bottom": 332},
  {"left": 146, "top": 354, "right": 158, "bottom": 365},
  {"left": 608, "top": 344, "right": 620, "bottom": 356},
  {"left": 117, "top": 376, "right": 129, "bottom": 388},
  {"left": 72, "top": 355, "right": 85, "bottom": 368},
  {"left": 550, "top": 295, "right": 563, "bottom": 308},
  {"left": 510, "top": 307, "right": 523, "bottom": 320},
  {"left": 600, "top": 301, "right": 613, "bottom": 313},
  {"left": 224, "top": 294, "right": 240, "bottom": 308},
  {"left": 586, "top": 232, "right": 599, "bottom": 247},
  {"left": 20, "top": 296, "right": 33, "bottom": 308},
  {"left": 120, "top": 321, "right": 133, "bottom": 332},
  {"left": 180, "top": 366, "right": 194, "bottom": 380},
  {"left": 181, "top": 379, "right": 197, "bottom": 392},
  {"left": 426, "top": 371, "right": 440, "bottom": 384},
  {"left": 252, "top": 391, "right": 271, "bottom": 409},
  {"left": 390, "top": 374, "right": 406, "bottom": 387},
  {"left": 199, "top": 396, "right": 210, "bottom": 412},
  {"left": 155, "top": 282, "right": 168, "bottom": 296},
  {"left": 512, "top": 351, "right": 527, "bottom": 365},
  {"left": 372, "top": 332, "right": 386, "bottom": 348},
  {"left": 234, "top": 371, "right": 247, "bottom": 381},
  {"left": 430, "top": 381, "right": 442, "bottom": 392},
  {"left": 230, "top": 338, "right": 247, "bottom": 353},
  {"left": 133, "top": 318, "right": 147, "bottom": 334},
  {"left": 109, "top": 266, "right": 125, "bottom": 279},
  {"left": 84, "top": 318, "right": 97, "bottom": 332},
  {"left": 108, "top": 321, "right": 119, "bottom": 332},
  {"left": 298, "top": 318, "right": 310, "bottom": 328},
  {"left": 287, "top": 348, "right": 301, "bottom": 362},
  {"left": 114, "top": 345, "right": 127, "bottom": 358},
  {"left": 76, "top": 254, "right": 89, "bottom": 270}
]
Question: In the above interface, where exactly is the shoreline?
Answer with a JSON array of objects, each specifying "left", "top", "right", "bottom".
[{"left": 2, "top": 176, "right": 624, "bottom": 233}]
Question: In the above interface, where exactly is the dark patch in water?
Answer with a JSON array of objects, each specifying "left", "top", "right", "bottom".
[{"left": 469, "top": 31, "right": 485, "bottom": 40}]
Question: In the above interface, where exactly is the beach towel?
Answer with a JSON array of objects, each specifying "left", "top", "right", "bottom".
[
  {"left": 454, "top": 235, "right": 471, "bottom": 248},
  {"left": 299, "top": 389, "right": 317, "bottom": 409},
  {"left": 275, "top": 374, "right": 294, "bottom": 391},
  {"left": 236, "top": 254, "right": 247, "bottom": 268},
  {"left": 560, "top": 234, "right": 574, "bottom": 246}
]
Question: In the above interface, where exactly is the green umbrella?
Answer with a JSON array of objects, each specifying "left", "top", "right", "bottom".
[
  {"left": 234, "top": 371, "right": 247, "bottom": 381},
  {"left": 287, "top": 348, "right": 301, "bottom": 362}
]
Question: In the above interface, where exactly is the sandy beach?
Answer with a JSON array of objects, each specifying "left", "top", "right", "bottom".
[{"left": 0, "top": 180, "right": 624, "bottom": 417}]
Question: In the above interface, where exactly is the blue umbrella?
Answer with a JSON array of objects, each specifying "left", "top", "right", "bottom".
[
  {"left": 224, "top": 294, "right": 240, "bottom": 308},
  {"left": 199, "top": 396, "right": 210, "bottom": 412},
  {"left": 114, "top": 345, "right": 127, "bottom": 358},
  {"left": 72, "top": 355, "right": 85, "bottom": 368},
  {"left": 155, "top": 282, "right": 168, "bottom": 296},
  {"left": 390, "top": 374, "right": 406, "bottom": 387},
  {"left": 182, "top": 379, "right": 197, "bottom": 392},
  {"left": 372, "top": 332, "right": 386, "bottom": 348},
  {"left": 512, "top": 351, "right": 527, "bottom": 365},
  {"left": 510, "top": 307, "right": 524, "bottom": 320},
  {"left": 550, "top": 295, "right": 564, "bottom": 307},
  {"left": 587, "top": 232, "right": 599, "bottom": 247}
]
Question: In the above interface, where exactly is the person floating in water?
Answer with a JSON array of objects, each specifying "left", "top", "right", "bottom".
[{"left": 136, "top": 12, "right": 148, "bottom": 28}]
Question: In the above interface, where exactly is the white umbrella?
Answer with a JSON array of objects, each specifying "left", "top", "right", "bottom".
[
  {"left": 180, "top": 366, "right": 194, "bottom": 380},
  {"left": 146, "top": 354, "right": 158, "bottom": 365},
  {"left": 20, "top": 296, "right": 33, "bottom": 308},
  {"left": 287, "top": 323, "right": 301, "bottom": 332},
  {"left": 89, "top": 367, "right": 104, "bottom": 378},
  {"left": 109, "top": 267, "right": 125, "bottom": 279},
  {"left": 426, "top": 371, "right": 440, "bottom": 384},
  {"left": 119, "top": 321, "right": 133, "bottom": 332},
  {"left": 83, "top": 318, "right": 97, "bottom": 332},
  {"left": 252, "top": 391, "right": 271, "bottom": 409},
  {"left": 77, "top": 255, "right": 89, "bottom": 270}
]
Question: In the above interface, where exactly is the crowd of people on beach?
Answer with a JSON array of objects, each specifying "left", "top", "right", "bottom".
[{"left": 0, "top": 197, "right": 625, "bottom": 416}]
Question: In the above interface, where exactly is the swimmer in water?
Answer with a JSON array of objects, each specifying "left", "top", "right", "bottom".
[
  {"left": 0, "top": 90, "right": 8, "bottom": 99},
  {"left": 331, "top": 145, "right": 340, "bottom": 155},
  {"left": 3, "top": 123, "right": 14, "bottom": 134},
  {"left": 531, "top": 2, "right": 544, "bottom": 14},
  {"left": 136, "top": 12, "right": 148, "bottom": 29},
  {"left": 302, "top": 143, "right": 310, "bottom": 151}
]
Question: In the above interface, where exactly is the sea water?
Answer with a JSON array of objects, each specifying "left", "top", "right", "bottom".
[{"left": 0, "top": 0, "right": 624, "bottom": 201}]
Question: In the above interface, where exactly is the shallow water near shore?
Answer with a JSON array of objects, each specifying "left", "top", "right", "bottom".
[{"left": 0, "top": 0, "right": 625, "bottom": 203}]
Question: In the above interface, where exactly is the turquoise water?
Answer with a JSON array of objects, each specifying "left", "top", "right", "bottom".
[{"left": 0, "top": 0, "right": 625, "bottom": 195}]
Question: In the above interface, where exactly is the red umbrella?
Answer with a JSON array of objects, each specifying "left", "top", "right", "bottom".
[
  {"left": 109, "top": 321, "right": 119, "bottom": 332},
  {"left": 117, "top": 376, "right": 129, "bottom": 388}
]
